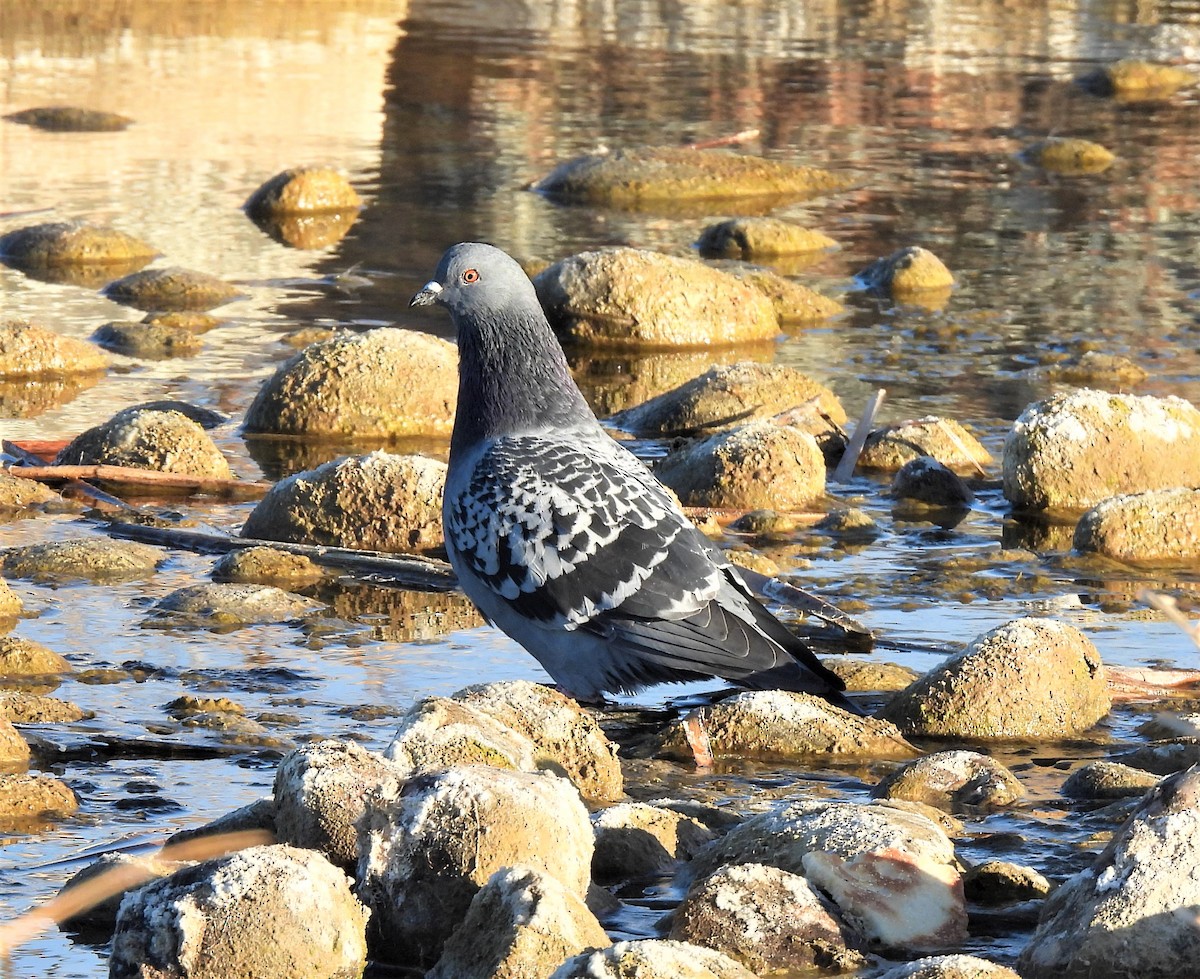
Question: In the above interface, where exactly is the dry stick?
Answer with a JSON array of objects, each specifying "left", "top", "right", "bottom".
[
  {"left": 2, "top": 440, "right": 137, "bottom": 514},
  {"left": 0, "top": 829, "right": 274, "bottom": 955},
  {"left": 934, "top": 419, "right": 990, "bottom": 478},
  {"left": 5, "top": 463, "right": 271, "bottom": 500},
  {"left": 831, "top": 388, "right": 886, "bottom": 483}
]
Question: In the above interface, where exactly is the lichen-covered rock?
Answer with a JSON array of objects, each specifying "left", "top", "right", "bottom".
[
  {"left": 858, "top": 246, "right": 954, "bottom": 295},
  {"left": 1061, "top": 761, "right": 1160, "bottom": 799},
  {"left": 1019, "top": 765, "right": 1200, "bottom": 979},
  {"left": 1073, "top": 487, "right": 1200, "bottom": 564},
  {"left": 1078, "top": 60, "right": 1195, "bottom": 99},
  {"left": 144, "top": 583, "right": 323, "bottom": 628},
  {"left": 0, "top": 635, "right": 72, "bottom": 677},
  {"left": 1021, "top": 138, "right": 1115, "bottom": 175},
  {"left": 243, "top": 328, "right": 457, "bottom": 438},
  {"left": 592, "top": 803, "right": 715, "bottom": 880},
  {"left": 429, "top": 866, "right": 610, "bottom": 979},
  {"left": 103, "top": 266, "right": 245, "bottom": 312},
  {"left": 241, "top": 452, "right": 445, "bottom": 554},
  {"left": 533, "top": 248, "right": 780, "bottom": 348},
  {"left": 963, "top": 861, "right": 1052, "bottom": 906},
  {"left": 110, "top": 844, "right": 368, "bottom": 979},
  {"left": 0, "top": 772, "right": 78, "bottom": 822},
  {"left": 890, "top": 457, "right": 974, "bottom": 507},
  {"left": 357, "top": 765, "right": 594, "bottom": 965},
  {"left": 273, "top": 740, "right": 400, "bottom": 870},
  {"left": 720, "top": 265, "right": 844, "bottom": 323},
  {"left": 877, "top": 955, "right": 1023, "bottom": 979},
  {"left": 55, "top": 407, "right": 232, "bottom": 479},
  {"left": 655, "top": 422, "right": 826, "bottom": 509},
  {"left": 859, "top": 417, "right": 991, "bottom": 474},
  {"left": 697, "top": 217, "right": 837, "bottom": 258},
  {"left": 452, "top": 680, "right": 624, "bottom": 802},
  {"left": 93, "top": 319, "right": 204, "bottom": 358},
  {"left": 0, "top": 718, "right": 30, "bottom": 764},
  {"left": 656, "top": 690, "right": 915, "bottom": 762},
  {"left": 671, "top": 862, "right": 864, "bottom": 974},
  {"left": 4, "top": 106, "right": 132, "bottom": 131},
  {"left": 533, "top": 146, "right": 854, "bottom": 207},
  {"left": 880, "top": 618, "right": 1110, "bottom": 739},
  {"left": 384, "top": 697, "right": 539, "bottom": 777},
  {"left": 550, "top": 939, "right": 758, "bottom": 979},
  {"left": 1002, "top": 390, "right": 1200, "bottom": 511},
  {"left": 0, "top": 221, "right": 152, "bottom": 266},
  {"left": 244, "top": 167, "right": 361, "bottom": 215},
  {"left": 0, "top": 689, "right": 87, "bottom": 723},
  {"left": 0, "top": 471, "right": 60, "bottom": 511},
  {"left": 0, "top": 319, "right": 110, "bottom": 377},
  {"left": 2, "top": 538, "right": 163, "bottom": 581},
  {"left": 872, "top": 750, "right": 1024, "bottom": 810},
  {"left": 58, "top": 851, "right": 192, "bottom": 929}
]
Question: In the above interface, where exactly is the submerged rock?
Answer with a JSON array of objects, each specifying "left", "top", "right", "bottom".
[
  {"left": 241, "top": 452, "right": 446, "bottom": 554},
  {"left": 56, "top": 407, "right": 232, "bottom": 479},
  {"left": 243, "top": 328, "right": 457, "bottom": 438},
  {"left": 697, "top": 217, "right": 837, "bottom": 258},
  {"left": 110, "top": 844, "right": 368, "bottom": 979},
  {"left": 858, "top": 246, "right": 954, "bottom": 296},
  {"left": 592, "top": 803, "right": 716, "bottom": 880},
  {"left": 655, "top": 421, "right": 826, "bottom": 509},
  {"left": 0, "top": 320, "right": 110, "bottom": 378},
  {"left": 93, "top": 319, "right": 204, "bottom": 358},
  {"left": 1002, "top": 389, "right": 1200, "bottom": 511},
  {"left": 550, "top": 939, "right": 758, "bottom": 979},
  {"left": 5, "top": 106, "right": 132, "bottom": 131},
  {"left": 1020, "top": 137, "right": 1115, "bottom": 175},
  {"left": 1073, "top": 487, "right": 1200, "bottom": 564},
  {"left": 872, "top": 750, "right": 1024, "bottom": 810},
  {"left": 880, "top": 617, "right": 1110, "bottom": 739},
  {"left": 244, "top": 167, "right": 361, "bottom": 216},
  {"left": 1019, "top": 765, "right": 1200, "bottom": 978},
  {"left": 103, "top": 266, "right": 245, "bottom": 312},
  {"left": 859, "top": 417, "right": 992, "bottom": 474},
  {"left": 145, "top": 583, "right": 323, "bottom": 628},
  {"left": 2, "top": 538, "right": 163, "bottom": 582},
  {"left": 534, "top": 248, "right": 779, "bottom": 348},
  {"left": 533, "top": 146, "right": 854, "bottom": 207},
  {"left": 890, "top": 457, "right": 974, "bottom": 507}
]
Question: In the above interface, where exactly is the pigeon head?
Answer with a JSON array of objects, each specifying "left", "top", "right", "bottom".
[{"left": 410, "top": 241, "right": 538, "bottom": 325}]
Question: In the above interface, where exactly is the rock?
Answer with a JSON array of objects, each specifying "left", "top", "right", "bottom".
[
  {"left": 58, "top": 851, "right": 192, "bottom": 929},
  {"left": 963, "top": 861, "right": 1051, "bottom": 905},
  {"left": 104, "top": 266, "right": 245, "bottom": 312},
  {"left": 592, "top": 803, "right": 715, "bottom": 880},
  {"left": 697, "top": 217, "right": 837, "bottom": 258},
  {"left": 608, "top": 361, "right": 845, "bottom": 444},
  {"left": 0, "top": 221, "right": 153, "bottom": 284},
  {"left": 550, "top": 939, "right": 758, "bottom": 979},
  {"left": 453, "top": 680, "right": 624, "bottom": 802},
  {"left": 241, "top": 452, "right": 446, "bottom": 554},
  {"left": 720, "top": 265, "right": 844, "bottom": 323},
  {"left": 1018, "top": 765, "right": 1200, "bottom": 979},
  {"left": 1061, "top": 761, "right": 1160, "bottom": 799},
  {"left": 1114, "top": 740, "right": 1200, "bottom": 776},
  {"left": 429, "top": 865, "right": 610, "bottom": 979},
  {"left": 384, "top": 697, "right": 540, "bottom": 777},
  {"left": 0, "top": 772, "right": 78, "bottom": 822},
  {"left": 1021, "top": 138, "right": 1115, "bottom": 175},
  {"left": 55, "top": 407, "right": 232, "bottom": 479},
  {"left": 1073, "top": 487, "right": 1200, "bottom": 564},
  {"left": 145, "top": 583, "right": 323, "bottom": 628},
  {"left": 1, "top": 691, "right": 87, "bottom": 723},
  {"left": 815, "top": 507, "right": 881, "bottom": 538},
  {"left": 2, "top": 538, "right": 163, "bottom": 581},
  {"left": 4, "top": 106, "right": 132, "bottom": 130},
  {"left": 165, "top": 695, "right": 246, "bottom": 719},
  {"left": 141, "top": 312, "right": 223, "bottom": 335},
  {"left": 92, "top": 319, "right": 203, "bottom": 358},
  {"left": 166, "top": 797, "right": 276, "bottom": 847},
  {"left": 0, "top": 718, "right": 30, "bottom": 764},
  {"left": 1030, "top": 350, "right": 1147, "bottom": 385},
  {"left": 890, "top": 457, "right": 974, "bottom": 507},
  {"left": 671, "top": 862, "right": 864, "bottom": 974},
  {"left": 880, "top": 618, "right": 1110, "bottom": 739},
  {"left": 859, "top": 417, "right": 992, "bottom": 474},
  {"left": 244, "top": 167, "right": 361, "bottom": 216},
  {"left": 1002, "top": 390, "right": 1200, "bottom": 511},
  {"left": 873, "top": 750, "right": 1024, "bottom": 810},
  {"left": 877, "top": 954, "right": 1023, "bottom": 979},
  {"left": 657, "top": 690, "right": 916, "bottom": 762},
  {"left": 0, "top": 578, "right": 21, "bottom": 618},
  {"left": 1078, "top": 60, "right": 1195, "bottom": 99},
  {"left": 274, "top": 740, "right": 399, "bottom": 870},
  {"left": 533, "top": 248, "right": 780, "bottom": 348},
  {"left": 532, "top": 146, "right": 854, "bottom": 207},
  {"left": 0, "top": 635, "right": 72, "bottom": 678},
  {"left": 827, "top": 659, "right": 921, "bottom": 692},
  {"left": 858, "top": 246, "right": 954, "bottom": 296},
  {"left": 243, "top": 328, "right": 457, "bottom": 439},
  {"left": 0, "top": 319, "right": 110, "bottom": 377},
  {"left": 211, "top": 546, "right": 324, "bottom": 585},
  {"left": 0, "top": 471, "right": 60, "bottom": 510},
  {"left": 357, "top": 765, "right": 593, "bottom": 965},
  {"left": 1138, "top": 714, "right": 1200, "bottom": 740},
  {"left": 655, "top": 422, "right": 826, "bottom": 509},
  {"left": 110, "top": 844, "right": 368, "bottom": 979},
  {"left": 722, "top": 547, "right": 779, "bottom": 577}
]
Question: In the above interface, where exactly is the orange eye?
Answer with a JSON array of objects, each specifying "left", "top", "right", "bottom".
[{"left": 461, "top": 268, "right": 479, "bottom": 284}]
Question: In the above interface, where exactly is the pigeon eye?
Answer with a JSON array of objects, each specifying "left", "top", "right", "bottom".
[{"left": 461, "top": 268, "right": 479, "bottom": 284}]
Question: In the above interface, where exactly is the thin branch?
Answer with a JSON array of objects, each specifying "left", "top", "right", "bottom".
[
  {"left": 5, "top": 463, "right": 270, "bottom": 500},
  {"left": 832, "top": 388, "right": 886, "bottom": 483}
]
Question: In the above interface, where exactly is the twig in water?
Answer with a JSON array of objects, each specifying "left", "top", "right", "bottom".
[{"left": 831, "top": 388, "right": 886, "bottom": 483}]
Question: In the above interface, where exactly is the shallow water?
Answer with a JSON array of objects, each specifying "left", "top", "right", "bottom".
[{"left": 2, "top": 1, "right": 1200, "bottom": 975}]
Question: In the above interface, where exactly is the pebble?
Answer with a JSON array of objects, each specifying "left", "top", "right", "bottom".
[
  {"left": 244, "top": 166, "right": 361, "bottom": 216},
  {"left": 0, "top": 772, "right": 78, "bottom": 823},
  {"left": 963, "top": 860, "right": 1052, "bottom": 905},
  {"left": 211, "top": 546, "right": 324, "bottom": 585}
]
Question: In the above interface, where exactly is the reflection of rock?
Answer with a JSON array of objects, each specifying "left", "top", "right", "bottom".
[
  {"left": 248, "top": 209, "right": 360, "bottom": 249},
  {"left": 0, "top": 374, "right": 102, "bottom": 418},
  {"left": 103, "top": 266, "right": 246, "bottom": 312},
  {"left": 1020, "top": 138, "right": 1114, "bottom": 176},
  {"left": 4, "top": 106, "right": 132, "bottom": 131},
  {"left": 323, "top": 582, "right": 483, "bottom": 641}
]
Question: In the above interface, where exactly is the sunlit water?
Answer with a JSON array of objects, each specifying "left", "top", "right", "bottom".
[{"left": 2, "top": 1, "right": 1200, "bottom": 975}]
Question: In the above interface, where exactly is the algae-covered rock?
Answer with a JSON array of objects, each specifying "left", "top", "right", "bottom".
[
  {"left": 244, "top": 167, "right": 361, "bottom": 216},
  {"left": 533, "top": 248, "right": 780, "bottom": 348},
  {"left": 858, "top": 246, "right": 954, "bottom": 295},
  {"left": 0, "top": 221, "right": 154, "bottom": 268},
  {"left": 859, "top": 417, "right": 992, "bottom": 474},
  {"left": 1021, "top": 138, "right": 1115, "bottom": 175},
  {"left": 0, "top": 320, "right": 110, "bottom": 378},
  {"left": 1073, "top": 487, "right": 1200, "bottom": 564},
  {"left": 243, "top": 328, "right": 457, "bottom": 438},
  {"left": 654, "top": 421, "right": 826, "bottom": 509},
  {"left": 533, "top": 146, "right": 854, "bottom": 207},
  {"left": 880, "top": 617, "right": 1110, "bottom": 739},
  {"left": 2, "top": 538, "right": 163, "bottom": 582},
  {"left": 550, "top": 939, "right": 758, "bottom": 979},
  {"left": 720, "top": 265, "right": 844, "bottom": 323},
  {"left": 56, "top": 407, "right": 232, "bottom": 479},
  {"left": 103, "top": 266, "right": 245, "bottom": 312},
  {"left": 1002, "top": 390, "right": 1200, "bottom": 511},
  {"left": 1078, "top": 60, "right": 1195, "bottom": 99},
  {"left": 241, "top": 452, "right": 445, "bottom": 554},
  {"left": 697, "top": 217, "right": 837, "bottom": 258},
  {"left": 872, "top": 750, "right": 1024, "bottom": 810},
  {"left": 93, "top": 319, "right": 204, "bottom": 358},
  {"left": 5, "top": 106, "right": 132, "bottom": 131}
]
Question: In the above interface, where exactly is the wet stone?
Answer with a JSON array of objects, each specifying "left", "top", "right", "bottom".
[
  {"left": 963, "top": 860, "right": 1052, "bottom": 906},
  {"left": 0, "top": 719, "right": 30, "bottom": 765},
  {"left": 244, "top": 166, "right": 361, "bottom": 216},
  {"left": 145, "top": 583, "right": 323, "bottom": 628},
  {"left": 697, "top": 217, "right": 837, "bottom": 258},
  {"left": 872, "top": 750, "right": 1025, "bottom": 811},
  {"left": 1061, "top": 761, "right": 1160, "bottom": 799},
  {"left": 550, "top": 939, "right": 758, "bottom": 979},
  {"left": 103, "top": 266, "right": 245, "bottom": 312},
  {"left": 58, "top": 852, "right": 192, "bottom": 930},
  {"left": 591, "top": 802, "right": 716, "bottom": 881},
  {"left": 534, "top": 247, "right": 780, "bottom": 348},
  {"left": 890, "top": 457, "right": 974, "bottom": 507},
  {"left": 0, "top": 221, "right": 153, "bottom": 267},
  {"left": 92, "top": 319, "right": 204, "bottom": 358},
  {"left": 1073, "top": 487, "right": 1200, "bottom": 565},
  {"left": 0, "top": 471, "right": 60, "bottom": 511},
  {"left": 719, "top": 265, "right": 844, "bottom": 323},
  {"left": 827, "top": 658, "right": 921, "bottom": 692},
  {"left": 241, "top": 451, "right": 446, "bottom": 554},
  {"left": 877, "top": 955, "right": 1023, "bottom": 979},
  {"left": 0, "top": 772, "right": 78, "bottom": 822},
  {"left": 1020, "top": 137, "right": 1115, "bottom": 175},
  {"left": 0, "top": 635, "right": 72, "bottom": 679},
  {"left": 4, "top": 106, "right": 133, "bottom": 131},
  {"left": 0, "top": 319, "right": 110, "bottom": 378},
  {"left": 1077, "top": 59, "right": 1196, "bottom": 99},
  {"left": 211, "top": 546, "right": 324, "bottom": 586},
  {"left": 2, "top": 537, "right": 164, "bottom": 582},
  {"left": 858, "top": 417, "right": 992, "bottom": 474},
  {"left": 55, "top": 407, "right": 232, "bottom": 479},
  {"left": 857, "top": 246, "right": 954, "bottom": 296}
]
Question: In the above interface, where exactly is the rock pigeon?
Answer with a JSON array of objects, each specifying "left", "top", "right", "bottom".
[{"left": 411, "top": 242, "right": 859, "bottom": 710}]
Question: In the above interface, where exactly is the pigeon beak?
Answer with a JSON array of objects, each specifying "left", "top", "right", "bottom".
[{"left": 409, "top": 280, "right": 443, "bottom": 307}]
